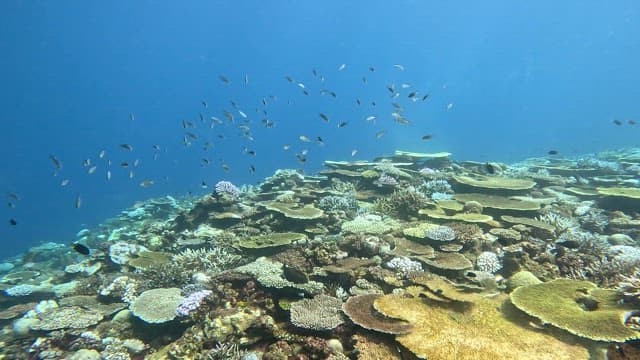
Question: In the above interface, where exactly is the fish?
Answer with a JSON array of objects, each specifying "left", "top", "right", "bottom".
[
  {"left": 222, "top": 163, "right": 230, "bottom": 172},
  {"left": 394, "top": 116, "right": 411, "bottom": 125},
  {"left": 629, "top": 119, "right": 637, "bottom": 125},
  {"left": 129, "top": 113, "right": 135, "bottom": 121},
  {"left": 211, "top": 116, "right": 223, "bottom": 125},
  {"left": 262, "top": 119, "right": 275, "bottom": 128},
  {"left": 201, "top": 181, "right": 208, "bottom": 189},
  {"left": 393, "top": 64, "right": 405, "bottom": 71},
  {"left": 199, "top": 113, "right": 205, "bottom": 122},
  {"left": 285, "top": 75, "right": 294, "bottom": 83},
  {"left": 88, "top": 166, "right": 97, "bottom": 174},
  {"left": 133, "top": 159, "right": 140, "bottom": 167},
  {"left": 548, "top": 150, "right": 559, "bottom": 155},
  {"left": 182, "top": 120, "right": 195, "bottom": 128},
  {"left": 152, "top": 144, "right": 161, "bottom": 151},
  {"left": 319, "top": 113, "right": 329, "bottom": 122},
  {"left": 401, "top": 83, "right": 411, "bottom": 89},
  {"left": 408, "top": 91, "right": 417, "bottom": 99},
  {"left": 129, "top": 170, "right": 135, "bottom": 179},
  {"left": 120, "top": 162, "right": 129, "bottom": 167},
  {"left": 61, "top": 179, "right": 70, "bottom": 187},
  {"left": 330, "top": 91, "right": 337, "bottom": 98},
  {"left": 447, "top": 103, "right": 454, "bottom": 111},
  {"left": 422, "top": 93, "right": 431, "bottom": 101},
  {"left": 8, "top": 202, "right": 15, "bottom": 208},
  {"left": 49, "top": 155, "right": 63, "bottom": 171},
  {"left": 219, "top": 75, "right": 230, "bottom": 84},
  {"left": 238, "top": 110, "right": 248, "bottom": 119},
  {"left": 106, "top": 170, "right": 112, "bottom": 180},
  {"left": 72, "top": 242, "right": 90, "bottom": 256},
  {"left": 8, "top": 193, "right": 20, "bottom": 201},
  {"left": 351, "top": 149, "right": 358, "bottom": 157},
  {"left": 231, "top": 100, "right": 238, "bottom": 109},
  {"left": 312, "top": 68, "right": 318, "bottom": 76},
  {"left": 201, "top": 158, "right": 210, "bottom": 166},
  {"left": 223, "top": 110, "right": 235, "bottom": 122},
  {"left": 375, "top": 130, "right": 387, "bottom": 139},
  {"left": 365, "top": 115, "right": 377, "bottom": 123},
  {"left": 186, "top": 132, "right": 199, "bottom": 140},
  {"left": 302, "top": 90, "right": 309, "bottom": 96},
  {"left": 75, "top": 195, "right": 82, "bottom": 209},
  {"left": 613, "top": 119, "right": 623, "bottom": 126},
  {"left": 362, "top": 76, "right": 367, "bottom": 83},
  {"left": 356, "top": 99, "right": 361, "bottom": 106},
  {"left": 485, "top": 163, "right": 496, "bottom": 174},
  {"left": 299, "top": 135, "right": 311, "bottom": 143},
  {"left": 120, "top": 144, "right": 134, "bottom": 151},
  {"left": 297, "top": 82, "right": 305, "bottom": 89},
  {"left": 283, "top": 144, "right": 291, "bottom": 150},
  {"left": 372, "top": 101, "right": 376, "bottom": 107},
  {"left": 202, "top": 100, "right": 208, "bottom": 108},
  {"left": 249, "top": 164, "right": 256, "bottom": 174},
  {"left": 296, "top": 153, "right": 307, "bottom": 163},
  {"left": 338, "top": 63, "right": 346, "bottom": 71},
  {"left": 243, "top": 147, "right": 256, "bottom": 156},
  {"left": 82, "top": 159, "right": 92, "bottom": 167},
  {"left": 9, "top": 218, "right": 17, "bottom": 226},
  {"left": 98, "top": 150, "right": 106, "bottom": 159},
  {"left": 316, "top": 136, "right": 325, "bottom": 146},
  {"left": 338, "top": 121, "right": 349, "bottom": 128},
  {"left": 387, "top": 84, "right": 396, "bottom": 93},
  {"left": 244, "top": 74, "right": 249, "bottom": 85},
  {"left": 139, "top": 180, "right": 154, "bottom": 187}
]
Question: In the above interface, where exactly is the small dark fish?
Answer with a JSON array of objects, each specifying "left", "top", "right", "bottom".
[
  {"left": 362, "top": 76, "right": 367, "bottom": 83},
  {"left": 8, "top": 193, "right": 20, "bottom": 201},
  {"left": 8, "top": 202, "right": 15, "bottom": 208},
  {"left": 319, "top": 113, "right": 329, "bottom": 122},
  {"left": 338, "top": 121, "right": 349, "bottom": 128},
  {"left": 230, "top": 100, "right": 238, "bottom": 109},
  {"left": 548, "top": 150, "right": 559, "bottom": 155},
  {"left": 485, "top": 163, "right": 496, "bottom": 174},
  {"left": 312, "top": 68, "right": 318, "bottom": 76},
  {"left": 316, "top": 136, "right": 324, "bottom": 146},
  {"left": 369, "top": 66, "right": 375, "bottom": 72},
  {"left": 72, "top": 242, "right": 90, "bottom": 256},
  {"left": 296, "top": 154, "right": 307, "bottom": 163},
  {"left": 613, "top": 119, "right": 623, "bottom": 126},
  {"left": 152, "top": 144, "right": 161, "bottom": 151},
  {"left": 182, "top": 120, "right": 195, "bottom": 128},
  {"left": 330, "top": 91, "right": 337, "bottom": 98},
  {"left": 219, "top": 75, "right": 230, "bottom": 84},
  {"left": 49, "top": 155, "right": 63, "bottom": 171},
  {"left": 223, "top": 110, "right": 235, "bottom": 122},
  {"left": 199, "top": 113, "right": 205, "bottom": 122},
  {"left": 629, "top": 119, "right": 637, "bottom": 125},
  {"left": 302, "top": 90, "right": 309, "bottom": 96},
  {"left": 186, "top": 132, "right": 199, "bottom": 140},
  {"left": 422, "top": 93, "right": 431, "bottom": 101},
  {"left": 119, "top": 144, "right": 134, "bottom": 151},
  {"left": 202, "top": 100, "right": 208, "bottom": 108},
  {"left": 129, "top": 113, "right": 135, "bottom": 121},
  {"left": 422, "top": 134, "right": 433, "bottom": 141},
  {"left": 201, "top": 181, "right": 208, "bottom": 189},
  {"left": 75, "top": 195, "right": 82, "bottom": 209},
  {"left": 249, "top": 164, "right": 256, "bottom": 174},
  {"left": 9, "top": 218, "right": 17, "bottom": 226},
  {"left": 244, "top": 74, "right": 249, "bottom": 85},
  {"left": 285, "top": 75, "right": 294, "bottom": 83},
  {"left": 408, "top": 91, "right": 417, "bottom": 99},
  {"left": 201, "top": 158, "right": 210, "bottom": 166},
  {"left": 356, "top": 99, "right": 361, "bottom": 106},
  {"left": 222, "top": 163, "right": 230, "bottom": 172},
  {"left": 372, "top": 101, "right": 376, "bottom": 107},
  {"left": 375, "top": 130, "right": 387, "bottom": 139},
  {"left": 120, "top": 162, "right": 129, "bottom": 168}
]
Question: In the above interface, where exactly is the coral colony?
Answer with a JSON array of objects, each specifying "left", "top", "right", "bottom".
[{"left": 4, "top": 148, "right": 640, "bottom": 358}]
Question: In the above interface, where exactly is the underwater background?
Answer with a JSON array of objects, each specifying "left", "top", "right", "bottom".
[{"left": 1, "top": 0, "right": 639, "bottom": 259}]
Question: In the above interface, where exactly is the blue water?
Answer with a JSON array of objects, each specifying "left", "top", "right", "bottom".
[{"left": 1, "top": 1, "right": 639, "bottom": 257}]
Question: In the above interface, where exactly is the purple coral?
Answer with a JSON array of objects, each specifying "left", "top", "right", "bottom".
[
  {"left": 374, "top": 173, "right": 398, "bottom": 187},
  {"left": 176, "top": 290, "right": 212, "bottom": 316},
  {"left": 215, "top": 181, "right": 240, "bottom": 198}
]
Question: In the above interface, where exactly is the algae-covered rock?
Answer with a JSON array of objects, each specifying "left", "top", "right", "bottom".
[
  {"left": 238, "top": 232, "right": 306, "bottom": 250},
  {"left": 129, "top": 288, "right": 183, "bottom": 324},
  {"left": 453, "top": 175, "right": 536, "bottom": 191},
  {"left": 373, "top": 293, "right": 588, "bottom": 359},
  {"left": 510, "top": 279, "right": 640, "bottom": 342}
]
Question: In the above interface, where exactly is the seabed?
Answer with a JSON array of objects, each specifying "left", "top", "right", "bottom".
[{"left": 2, "top": 148, "right": 640, "bottom": 359}]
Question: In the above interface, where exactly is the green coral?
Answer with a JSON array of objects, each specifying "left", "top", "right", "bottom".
[{"left": 510, "top": 279, "right": 640, "bottom": 341}]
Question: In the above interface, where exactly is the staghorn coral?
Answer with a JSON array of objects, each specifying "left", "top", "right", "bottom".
[
  {"left": 172, "top": 247, "right": 242, "bottom": 274},
  {"left": 318, "top": 195, "right": 358, "bottom": 215},
  {"left": 214, "top": 180, "right": 241, "bottom": 198},
  {"left": 372, "top": 187, "right": 430, "bottom": 219}
]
